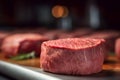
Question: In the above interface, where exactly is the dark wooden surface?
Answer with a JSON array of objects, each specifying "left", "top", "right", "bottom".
[{"left": 0, "top": 53, "right": 40, "bottom": 68}]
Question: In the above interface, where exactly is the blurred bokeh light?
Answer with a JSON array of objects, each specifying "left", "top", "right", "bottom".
[
  {"left": 52, "top": 5, "right": 69, "bottom": 18},
  {"left": 0, "top": 0, "right": 119, "bottom": 30}
]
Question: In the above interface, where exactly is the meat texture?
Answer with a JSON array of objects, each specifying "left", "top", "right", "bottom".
[
  {"left": 1, "top": 33, "right": 48, "bottom": 57},
  {"left": 82, "top": 30, "right": 120, "bottom": 52},
  {"left": 0, "top": 32, "right": 9, "bottom": 49},
  {"left": 44, "top": 28, "right": 92, "bottom": 40},
  {"left": 115, "top": 38, "right": 120, "bottom": 59},
  {"left": 57, "top": 28, "right": 92, "bottom": 39},
  {"left": 43, "top": 30, "right": 61, "bottom": 40},
  {"left": 40, "top": 38, "right": 106, "bottom": 75}
]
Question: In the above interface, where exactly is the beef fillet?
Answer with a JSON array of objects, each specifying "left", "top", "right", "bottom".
[
  {"left": 1, "top": 33, "right": 48, "bottom": 57},
  {"left": 40, "top": 38, "right": 106, "bottom": 75},
  {"left": 82, "top": 30, "right": 120, "bottom": 52},
  {"left": 0, "top": 32, "right": 9, "bottom": 49}
]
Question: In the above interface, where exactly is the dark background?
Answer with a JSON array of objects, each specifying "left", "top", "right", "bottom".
[{"left": 0, "top": 0, "right": 119, "bottom": 30}]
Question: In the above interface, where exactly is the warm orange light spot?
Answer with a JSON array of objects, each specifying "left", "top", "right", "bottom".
[{"left": 52, "top": 5, "right": 68, "bottom": 18}]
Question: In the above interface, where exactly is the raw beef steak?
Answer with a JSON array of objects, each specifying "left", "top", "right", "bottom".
[
  {"left": 40, "top": 38, "right": 106, "bottom": 75},
  {"left": 1, "top": 33, "right": 48, "bottom": 57}
]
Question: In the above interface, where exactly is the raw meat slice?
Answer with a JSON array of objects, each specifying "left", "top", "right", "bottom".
[
  {"left": 40, "top": 38, "right": 106, "bottom": 75},
  {"left": 1, "top": 33, "right": 48, "bottom": 57}
]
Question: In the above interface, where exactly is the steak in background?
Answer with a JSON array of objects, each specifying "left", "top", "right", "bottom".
[
  {"left": 82, "top": 30, "right": 120, "bottom": 52},
  {"left": 71, "top": 28, "right": 93, "bottom": 38},
  {"left": 43, "top": 30, "right": 62, "bottom": 40},
  {"left": 0, "top": 32, "right": 9, "bottom": 50},
  {"left": 57, "top": 28, "right": 92, "bottom": 39},
  {"left": 43, "top": 28, "right": 92, "bottom": 40},
  {"left": 115, "top": 38, "right": 120, "bottom": 59},
  {"left": 40, "top": 38, "right": 106, "bottom": 75},
  {"left": 1, "top": 33, "right": 48, "bottom": 57}
]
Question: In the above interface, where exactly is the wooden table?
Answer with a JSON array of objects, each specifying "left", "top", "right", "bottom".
[{"left": 0, "top": 53, "right": 40, "bottom": 68}]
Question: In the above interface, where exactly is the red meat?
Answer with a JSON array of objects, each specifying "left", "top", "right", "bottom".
[
  {"left": 43, "top": 30, "right": 60, "bottom": 40},
  {"left": 40, "top": 38, "right": 106, "bottom": 75},
  {"left": 44, "top": 28, "right": 92, "bottom": 40},
  {"left": 0, "top": 32, "right": 9, "bottom": 49},
  {"left": 115, "top": 38, "right": 120, "bottom": 59},
  {"left": 1, "top": 33, "right": 48, "bottom": 57},
  {"left": 82, "top": 30, "right": 120, "bottom": 52},
  {"left": 57, "top": 28, "right": 92, "bottom": 39}
]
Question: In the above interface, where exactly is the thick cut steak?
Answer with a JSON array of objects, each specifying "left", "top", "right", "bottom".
[
  {"left": 40, "top": 38, "right": 106, "bottom": 75},
  {"left": 1, "top": 33, "right": 48, "bottom": 57}
]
